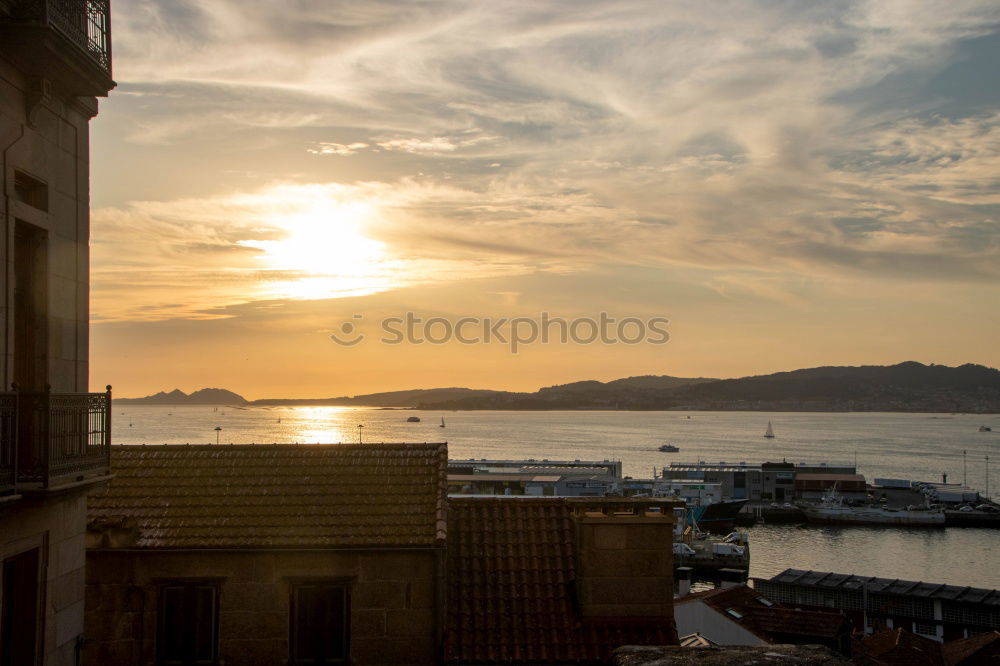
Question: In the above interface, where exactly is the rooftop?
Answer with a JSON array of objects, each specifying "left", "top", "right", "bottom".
[
  {"left": 87, "top": 443, "right": 448, "bottom": 549},
  {"left": 677, "top": 585, "right": 849, "bottom": 642},
  {"left": 853, "top": 628, "right": 944, "bottom": 665},
  {"left": 762, "top": 569, "right": 1000, "bottom": 606},
  {"left": 795, "top": 473, "right": 866, "bottom": 482},
  {"left": 613, "top": 644, "right": 850, "bottom": 665},
  {"left": 445, "top": 497, "right": 676, "bottom": 664}
]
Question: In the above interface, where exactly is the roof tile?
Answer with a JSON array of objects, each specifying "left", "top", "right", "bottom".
[
  {"left": 88, "top": 443, "right": 448, "bottom": 549},
  {"left": 445, "top": 497, "right": 676, "bottom": 664}
]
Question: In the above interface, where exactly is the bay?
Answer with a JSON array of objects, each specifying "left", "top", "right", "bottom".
[{"left": 112, "top": 406, "right": 1000, "bottom": 588}]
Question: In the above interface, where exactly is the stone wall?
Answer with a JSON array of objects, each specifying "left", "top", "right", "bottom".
[
  {"left": 576, "top": 512, "right": 675, "bottom": 618},
  {"left": 0, "top": 55, "right": 95, "bottom": 393},
  {"left": 84, "top": 549, "right": 441, "bottom": 666},
  {"left": 0, "top": 490, "right": 92, "bottom": 665}
]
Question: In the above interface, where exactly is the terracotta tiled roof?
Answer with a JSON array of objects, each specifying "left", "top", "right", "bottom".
[
  {"left": 445, "top": 498, "right": 676, "bottom": 664},
  {"left": 855, "top": 628, "right": 944, "bottom": 665},
  {"left": 679, "top": 585, "right": 849, "bottom": 642},
  {"left": 942, "top": 630, "right": 1000, "bottom": 666},
  {"left": 88, "top": 443, "right": 448, "bottom": 549}
]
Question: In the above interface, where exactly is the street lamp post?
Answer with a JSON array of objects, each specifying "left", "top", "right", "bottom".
[
  {"left": 214, "top": 426, "right": 222, "bottom": 445},
  {"left": 357, "top": 424, "right": 364, "bottom": 444}
]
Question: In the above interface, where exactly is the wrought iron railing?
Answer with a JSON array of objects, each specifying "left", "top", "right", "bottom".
[
  {"left": 14, "top": 386, "right": 111, "bottom": 488},
  {"left": 7, "top": 0, "right": 112, "bottom": 74},
  {"left": 0, "top": 393, "right": 15, "bottom": 493}
]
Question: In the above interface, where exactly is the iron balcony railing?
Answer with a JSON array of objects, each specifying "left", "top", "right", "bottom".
[
  {"left": 7, "top": 0, "right": 112, "bottom": 74},
  {"left": 3, "top": 385, "right": 112, "bottom": 489}
]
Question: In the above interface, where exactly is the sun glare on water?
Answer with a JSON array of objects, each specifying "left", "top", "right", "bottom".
[{"left": 241, "top": 194, "right": 401, "bottom": 300}]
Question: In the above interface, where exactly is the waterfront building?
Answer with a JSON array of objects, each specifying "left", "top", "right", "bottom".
[
  {"left": 0, "top": 2, "right": 114, "bottom": 663},
  {"left": 664, "top": 461, "right": 859, "bottom": 501},
  {"left": 447, "top": 457, "right": 622, "bottom": 496},
  {"left": 754, "top": 569, "right": 1000, "bottom": 642},
  {"left": 796, "top": 473, "right": 868, "bottom": 501}
]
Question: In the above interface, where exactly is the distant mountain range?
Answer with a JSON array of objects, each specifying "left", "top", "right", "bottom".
[
  {"left": 116, "top": 388, "right": 248, "bottom": 405},
  {"left": 115, "top": 362, "right": 1000, "bottom": 412}
]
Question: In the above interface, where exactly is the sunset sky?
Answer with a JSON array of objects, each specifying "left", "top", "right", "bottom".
[{"left": 89, "top": 1, "right": 1000, "bottom": 399}]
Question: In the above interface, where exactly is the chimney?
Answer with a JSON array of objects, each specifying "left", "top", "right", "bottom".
[
  {"left": 570, "top": 498, "right": 682, "bottom": 618},
  {"left": 719, "top": 568, "right": 746, "bottom": 590},
  {"left": 676, "top": 566, "right": 693, "bottom": 598}
]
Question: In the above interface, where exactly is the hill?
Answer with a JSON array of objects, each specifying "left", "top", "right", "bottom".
[
  {"left": 249, "top": 387, "right": 501, "bottom": 407},
  {"left": 115, "top": 388, "right": 248, "bottom": 405},
  {"left": 418, "top": 363, "right": 1000, "bottom": 412},
  {"left": 416, "top": 375, "right": 719, "bottom": 410},
  {"left": 113, "top": 363, "right": 1000, "bottom": 412}
]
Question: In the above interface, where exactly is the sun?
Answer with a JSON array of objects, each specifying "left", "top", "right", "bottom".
[{"left": 241, "top": 192, "right": 400, "bottom": 300}]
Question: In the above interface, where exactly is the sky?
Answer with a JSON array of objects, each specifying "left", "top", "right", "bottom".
[{"left": 88, "top": 0, "right": 1000, "bottom": 399}]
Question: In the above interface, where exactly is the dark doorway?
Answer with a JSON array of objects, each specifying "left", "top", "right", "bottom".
[{"left": 1, "top": 548, "right": 41, "bottom": 666}]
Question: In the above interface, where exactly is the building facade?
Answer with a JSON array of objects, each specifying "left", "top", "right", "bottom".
[
  {"left": 85, "top": 443, "right": 449, "bottom": 666},
  {"left": 0, "top": 2, "right": 114, "bottom": 663},
  {"left": 664, "top": 461, "right": 858, "bottom": 502},
  {"left": 86, "top": 446, "right": 684, "bottom": 665}
]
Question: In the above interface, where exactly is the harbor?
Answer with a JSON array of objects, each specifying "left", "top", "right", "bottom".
[{"left": 445, "top": 453, "right": 999, "bottom": 588}]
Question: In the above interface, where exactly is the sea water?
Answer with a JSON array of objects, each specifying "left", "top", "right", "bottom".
[{"left": 113, "top": 406, "right": 1000, "bottom": 587}]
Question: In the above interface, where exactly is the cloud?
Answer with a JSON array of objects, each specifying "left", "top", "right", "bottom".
[
  {"left": 94, "top": 1, "right": 1000, "bottom": 324},
  {"left": 307, "top": 142, "right": 370, "bottom": 156}
]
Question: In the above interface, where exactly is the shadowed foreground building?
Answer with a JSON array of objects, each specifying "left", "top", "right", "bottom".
[
  {"left": 85, "top": 443, "right": 449, "bottom": 665},
  {"left": 84, "top": 444, "right": 682, "bottom": 665},
  {"left": 1, "top": 1, "right": 115, "bottom": 663}
]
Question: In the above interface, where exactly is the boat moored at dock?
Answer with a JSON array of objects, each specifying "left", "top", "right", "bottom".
[{"left": 799, "top": 487, "right": 945, "bottom": 526}]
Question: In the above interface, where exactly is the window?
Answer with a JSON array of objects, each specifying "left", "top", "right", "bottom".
[
  {"left": 157, "top": 582, "right": 219, "bottom": 666},
  {"left": 1, "top": 549, "right": 41, "bottom": 666},
  {"left": 13, "top": 171, "right": 48, "bottom": 212},
  {"left": 290, "top": 581, "right": 349, "bottom": 665}
]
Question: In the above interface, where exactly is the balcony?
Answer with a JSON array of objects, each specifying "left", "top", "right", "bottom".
[
  {"left": 0, "top": 0, "right": 114, "bottom": 96},
  {"left": 0, "top": 386, "right": 112, "bottom": 493}
]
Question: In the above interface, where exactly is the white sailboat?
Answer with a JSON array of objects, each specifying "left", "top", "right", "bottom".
[{"left": 763, "top": 421, "right": 775, "bottom": 438}]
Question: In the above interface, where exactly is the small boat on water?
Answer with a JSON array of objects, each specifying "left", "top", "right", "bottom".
[
  {"left": 658, "top": 444, "right": 680, "bottom": 452},
  {"left": 406, "top": 416, "right": 421, "bottom": 423},
  {"left": 980, "top": 425, "right": 993, "bottom": 432},
  {"left": 763, "top": 421, "right": 775, "bottom": 438},
  {"left": 798, "top": 487, "right": 944, "bottom": 527}
]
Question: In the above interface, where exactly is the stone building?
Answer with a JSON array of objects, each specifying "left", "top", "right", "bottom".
[
  {"left": 84, "top": 443, "right": 449, "bottom": 666},
  {"left": 85, "top": 445, "right": 683, "bottom": 665},
  {"left": 0, "top": 1, "right": 115, "bottom": 664},
  {"left": 444, "top": 496, "right": 679, "bottom": 664}
]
